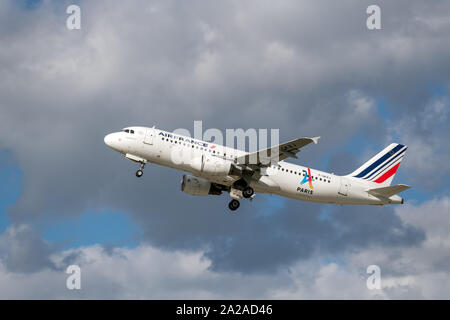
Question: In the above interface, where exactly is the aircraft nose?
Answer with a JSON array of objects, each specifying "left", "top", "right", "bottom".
[{"left": 104, "top": 133, "right": 114, "bottom": 147}]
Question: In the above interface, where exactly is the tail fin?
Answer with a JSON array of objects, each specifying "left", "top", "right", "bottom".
[{"left": 348, "top": 143, "right": 407, "bottom": 186}]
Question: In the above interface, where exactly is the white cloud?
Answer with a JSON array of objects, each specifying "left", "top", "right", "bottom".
[
  {"left": 387, "top": 97, "right": 450, "bottom": 189},
  {"left": 0, "top": 198, "right": 448, "bottom": 299},
  {"left": 348, "top": 90, "right": 375, "bottom": 115}
]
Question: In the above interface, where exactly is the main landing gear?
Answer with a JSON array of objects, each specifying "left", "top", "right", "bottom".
[
  {"left": 242, "top": 186, "right": 254, "bottom": 198},
  {"left": 136, "top": 162, "right": 146, "bottom": 178},
  {"left": 227, "top": 183, "right": 255, "bottom": 212},
  {"left": 228, "top": 199, "right": 240, "bottom": 211}
]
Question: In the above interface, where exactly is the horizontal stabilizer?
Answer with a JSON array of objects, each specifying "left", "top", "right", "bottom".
[{"left": 367, "top": 184, "right": 411, "bottom": 198}]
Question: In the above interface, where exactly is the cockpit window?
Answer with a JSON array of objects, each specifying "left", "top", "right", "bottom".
[
  {"left": 123, "top": 129, "right": 130, "bottom": 133},
  {"left": 130, "top": 130, "right": 134, "bottom": 134}
]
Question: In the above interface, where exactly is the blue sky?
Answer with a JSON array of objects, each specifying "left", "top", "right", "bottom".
[
  {"left": 0, "top": 150, "right": 141, "bottom": 248},
  {"left": 0, "top": 153, "right": 20, "bottom": 233},
  {"left": 23, "top": 0, "right": 42, "bottom": 9},
  {"left": 42, "top": 210, "right": 142, "bottom": 249}
]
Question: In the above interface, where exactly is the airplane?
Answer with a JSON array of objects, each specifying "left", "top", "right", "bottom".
[{"left": 104, "top": 126, "right": 410, "bottom": 211}]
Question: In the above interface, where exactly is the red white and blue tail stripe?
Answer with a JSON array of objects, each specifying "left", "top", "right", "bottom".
[{"left": 349, "top": 143, "right": 407, "bottom": 186}]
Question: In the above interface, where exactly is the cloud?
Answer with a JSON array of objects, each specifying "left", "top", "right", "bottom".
[
  {"left": 0, "top": 198, "right": 447, "bottom": 299},
  {"left": 343, "top": 197, "right": 450, "bottom": 299},
  {"left": 387, "top": 96, "right": 450, "bottom": 189},
  {"left": 0, "top": 224, "right": 58, "bottom": 273},
  {"left": 0, "top": 0, "right": 449, "bottom": 289}
]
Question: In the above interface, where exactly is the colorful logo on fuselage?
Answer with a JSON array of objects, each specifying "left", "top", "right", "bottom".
[{"left": 300, "top": 168, "right": 314, "bottom": 189}]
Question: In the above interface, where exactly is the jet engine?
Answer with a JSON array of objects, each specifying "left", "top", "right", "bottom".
[
  {"left": 181, "top": 175, "right": 223, "bottom": 196},
  {"left": 190, "top": 155, "right": 242, "bottom": 176}
]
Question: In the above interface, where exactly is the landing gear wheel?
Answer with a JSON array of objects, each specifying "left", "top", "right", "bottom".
[
  {"left": 242, "top": 186, "right": 254, "bottom": 198},
  {"left": 135, "top": 162, "right": 146, "bottom": 178},
  {"left": 228, "top": 199, "right": 240, "bottom": 211}
]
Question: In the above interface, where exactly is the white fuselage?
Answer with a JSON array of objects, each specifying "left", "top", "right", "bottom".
[{"left": 104, "top": 126, "right": 403, "bottom": 206}]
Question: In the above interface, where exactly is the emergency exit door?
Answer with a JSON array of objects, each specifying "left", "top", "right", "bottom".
[
  {"left": 338, "top": 177, "right": 349, "bottom": 196},
  {"left": 143, "top": 128, "right": 154, "bottom": 145}
]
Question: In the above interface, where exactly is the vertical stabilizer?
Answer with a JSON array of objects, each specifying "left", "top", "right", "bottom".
[{"left": 348, "top": 143, "right": 407, "bottom": 186}]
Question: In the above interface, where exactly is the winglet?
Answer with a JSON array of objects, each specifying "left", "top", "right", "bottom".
[{"left": 311, "top": 136, "right": 321, "bottom": 144}]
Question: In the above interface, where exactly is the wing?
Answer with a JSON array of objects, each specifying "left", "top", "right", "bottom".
[{"left": 235, "top": 136, "right": 320, "bottom": 167}]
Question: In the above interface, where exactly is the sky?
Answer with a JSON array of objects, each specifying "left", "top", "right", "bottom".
[{"left": 0, "top": 0, "right": 449, "bottom": 299}]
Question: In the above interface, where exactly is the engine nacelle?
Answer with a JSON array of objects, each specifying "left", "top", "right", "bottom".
[
  {"left": 190, "top": 155, "right": 241, "bottom": 176},
  {"left": 181, "top": 175, "right": 222, "bottom": 196}
]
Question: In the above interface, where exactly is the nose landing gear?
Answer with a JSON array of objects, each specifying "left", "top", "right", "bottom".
[{"left": 136, "top": 162, "right": 146, "bottom": 178}]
